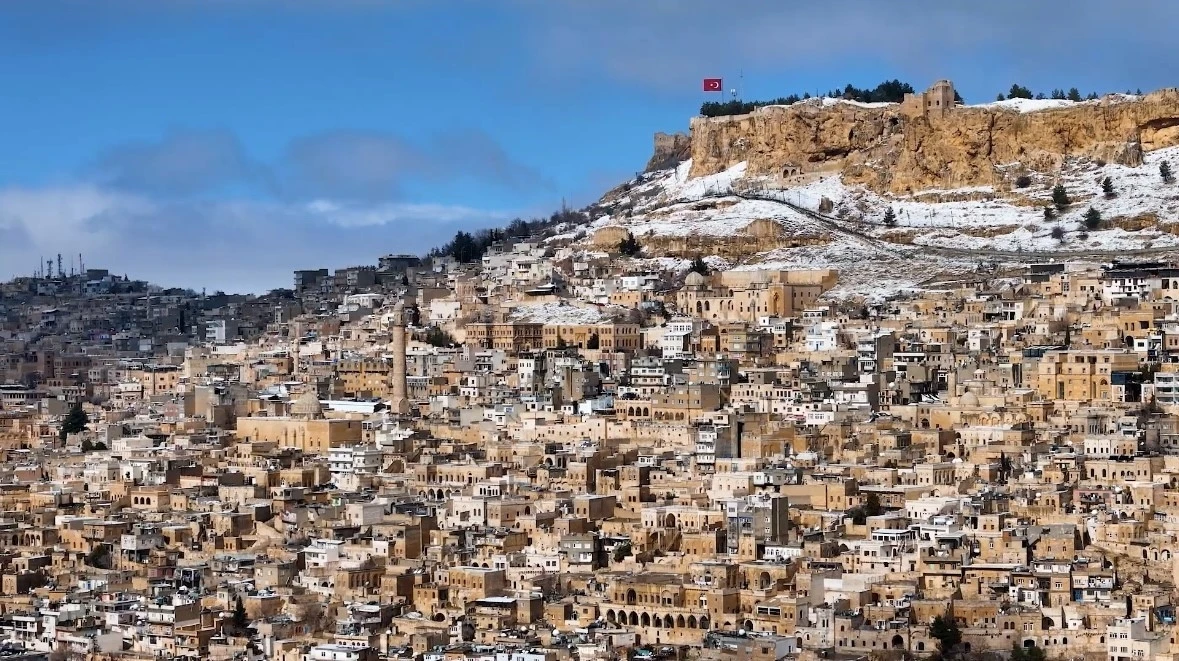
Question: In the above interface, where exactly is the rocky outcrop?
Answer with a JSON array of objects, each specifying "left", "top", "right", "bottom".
[
  {"left": 646, "top": 132, "right": 691, "bottom": 172},
  {"left": 686, "top": 89, "right": 1179, "bottom": 194}
]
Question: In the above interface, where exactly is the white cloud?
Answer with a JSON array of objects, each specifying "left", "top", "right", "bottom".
[{"left": 0, "top": 185, "right": 508, "bottom": 292}]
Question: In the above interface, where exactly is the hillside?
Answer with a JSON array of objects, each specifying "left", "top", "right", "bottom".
[{"left": 562, "top": 85, "right": 1179, "bottom": 301}]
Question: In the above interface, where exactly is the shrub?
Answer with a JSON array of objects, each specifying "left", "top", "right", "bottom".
[
  {"left": 1162, "top": 161, "right": 1175, "bottom": 184},
  {"left": 882, "top": 208, "right": 897, "bottom": 226},
  {"left": 1050, "top": 226, "right": 1066, "bottom": 241},
  {"left": 1043, "top": 206, "right": 1055, "bottom": 221},
  {"left": 1015, "top": 174, "right": 1032, "bottom": 188}
]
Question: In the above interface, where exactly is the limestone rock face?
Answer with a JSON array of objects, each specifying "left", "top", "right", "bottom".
[
  {"left": 646, "top": 132, "right": 691, "bottom": 172},
  {"left": 686, "top": 90, "right": 1179, "bottom": 194}
]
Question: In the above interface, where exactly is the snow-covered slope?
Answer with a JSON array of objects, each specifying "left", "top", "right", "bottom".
[{"left": 568, "top": 144, "right": 1179, "bottom": 301}]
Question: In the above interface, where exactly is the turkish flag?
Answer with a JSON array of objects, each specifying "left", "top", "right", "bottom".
[{"left": 703, "top": 78, "right": 723, "bottom": 92}]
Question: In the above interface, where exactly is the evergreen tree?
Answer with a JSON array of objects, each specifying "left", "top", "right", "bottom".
[
  {"left": 929, "top": 614, "right": 962, "bottom": 653},
  {"left": 1162, "top": 161, "right": 1175, "bottom": 184},
  {"left": 689, "top": 256, "right": 710, "bottom": 276},
  {"left": 1051, "top": 183, "right": 1071, "bottom": 211},
  {"left": 1083, "top": 206, "right": 1103, "bottom": 230},
  {"left": 1050, "top": 89, "right": 1066, "bottom": 100},
  {"left": 1067, "top": 87, "right": 1083, "bottom": 102},
  {"left": 882, "top": 207, "right": 897, "bottom": 226},
  {"left": 61, "top": 402, "right": 88, "bottom": 436},
  {"left": 233, "top": 595, "right": 248, "bottom": 631},
  {"left": 586, "top": 333, "right": 600, "bottom": 350},
  {"left": 1043, "top": 206, "right": 1056, "bottom": 221},
  {"left": 996, "top": 93, "right": 1006, "bottom": 102},
  {"left": 1086, "top": 92, "right": 1099, "bottom": 100},
  {"left": 618, "top": 232, "right": 642, "bottom": 257},
  {"left": 1006, "top": 84, "right": 1033, "bottom": 100},
  {"left": 1102, "top": 176, "right": 1116, "bottom": 198},
  {"left": 81, "top": 439, "right": 95, "bottom": 452},
  {"left": 863, "top": 492, "right": 884, "bottom": 517},
  {"left": 447, "top": 231, "right": 481, "bottom": 263}
]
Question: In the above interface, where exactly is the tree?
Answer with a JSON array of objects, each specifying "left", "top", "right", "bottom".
[
  {"left": 1050, "top": 225, "right": 1066, "bottom": 241},
  {"left": 1050, "top": 89, "right": 1066, "bottom": 100},
  {"left": 1043, "top": 206, "right": 1056, "bottom": 221},
  {"left": 618, "top": 232, "right": 642, "bottom": 257},
  {"left": 86, "top": 543, "right": 110, "bottom": 569},
  {"left": 233, "top": 595, "right": 248, "bottom": 631},
  {"left": 882, "top": 207, "right": 897, "bottom": 226},
  {"left": 1067, "top": 87, "right": 1083, "bottom": 102},
  {"left": 555, "top": 335, "right": 569, "bottom": 350},
  {"left": 446, "top": 231, "right": 481, "bottom": 263},
  {"left": 586, "top": 333, "right": 600, "bottom": 350},
  {"left": 1051, "top": 183, "right": 1070, "bottom": 211},
  {"left": 1006, "top": 84, "right": 1034, "bottom": 100},
  {"left": 863, "top": 492, "right": 884, "bottom": 517},
  {"left": 689, "top": 256, "right": 710, "bottom": 276},
  {"left": 1011, "top": 641, "right": 1047, "bottom": 661},
  {"left": 94, "top": 441, "right": 107, "bottom": 451},
  {"left": 61, "top": 402, "right": 88, "bottom": 438},
  {"left": 1015, "top": 174, "right": 1032, "bottom": 188},
  {"left": 81, "top": 439, "right": 95, "bottom": 452},
  {"left": 613, "top": 541, "right": 632, "bottom": 563},
  {"left": 1083, "top": 206, "right": 1103, "bottom": 230},
  {"left": 1102, "top": 176, "right": 1116, "bottom": 198},
  {"left": 1162, "top": 161, "right": 1175, "bottom": 184},
  {"left": 1086, "top": 92, "right": 1100, "bottom": 101},
  {"left": 424, "top": 326, "right": 456, "bottom": 347},
  {"left": 929, "top": 614, "right": 962, "bottom": 653},
  {"left": 995, "top": 93, "right": 1005, "bottom": 102}
]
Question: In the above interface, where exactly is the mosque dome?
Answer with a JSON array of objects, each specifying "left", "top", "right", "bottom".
[
  {"left": 959, "top": 390, "right": 980, "bottom": 408},
  {"left": 291, "top": 390, "right": 324, "bottom": 419},
  {"left": 685, "top": 271, "right": 706, "bottom": 287}
]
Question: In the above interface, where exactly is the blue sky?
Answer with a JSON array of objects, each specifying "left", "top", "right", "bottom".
[{"left": 1, "top": 0, "right": 1177, "bottom": 292}]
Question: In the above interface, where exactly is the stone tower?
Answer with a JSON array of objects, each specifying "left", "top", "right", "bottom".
[{"left": 390, "top": 302, "right": 410, "bottom": 415}]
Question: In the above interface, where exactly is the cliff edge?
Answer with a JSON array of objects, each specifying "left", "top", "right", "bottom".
[{"left": 685, "top": 86, "right": 1179, "bottom": 194}]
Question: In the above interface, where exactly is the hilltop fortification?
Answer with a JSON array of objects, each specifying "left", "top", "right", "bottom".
[{"left": 686, "top": 81, "right": 1179, "bottom": 194}]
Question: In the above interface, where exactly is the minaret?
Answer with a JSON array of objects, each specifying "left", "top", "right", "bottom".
[
  {"left": 290, "top": 327, "right": 300, "bottom": 376},
  {"left": 390, "top": 302, "right": 410, "bottom": 415}
]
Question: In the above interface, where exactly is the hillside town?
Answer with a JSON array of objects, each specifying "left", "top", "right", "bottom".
[{"left": 5, "top": 238, "right": 1179, "bottom": 661}]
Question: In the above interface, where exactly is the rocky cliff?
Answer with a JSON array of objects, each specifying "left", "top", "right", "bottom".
[
  {"left": 686, "top": 89, "right": 1179, "bottom": 194},
  {"left": 646, "top": 132, "right": 691, "bottom": 172}
]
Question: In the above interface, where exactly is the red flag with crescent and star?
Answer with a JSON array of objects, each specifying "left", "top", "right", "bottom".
[{"left": 703, "top": 78, "right": 723, "bottom": 92}]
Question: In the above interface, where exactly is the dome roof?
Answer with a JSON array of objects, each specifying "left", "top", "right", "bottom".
[
  {"left": 959, "top": 390, "right": 980, "bottom": 408},
  {"left": 291, "top": 390, "right": 324, "bottom": 419},
  {"left": 685, "top": 271, "right": 706, "bottom": 286}
]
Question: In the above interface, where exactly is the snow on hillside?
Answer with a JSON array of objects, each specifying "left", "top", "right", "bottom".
[
  {"left": 970, "top": 94, "right": 1141, "bottom": 114},
  {"left": 509, "top": 302, "right": 624, "bottom": 325},
  {"left": 577, "top": 137, "right": 1179, "bottom": 300},
  {"left": 591, "top": 197, "right": 824, "bottom": 239}
]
